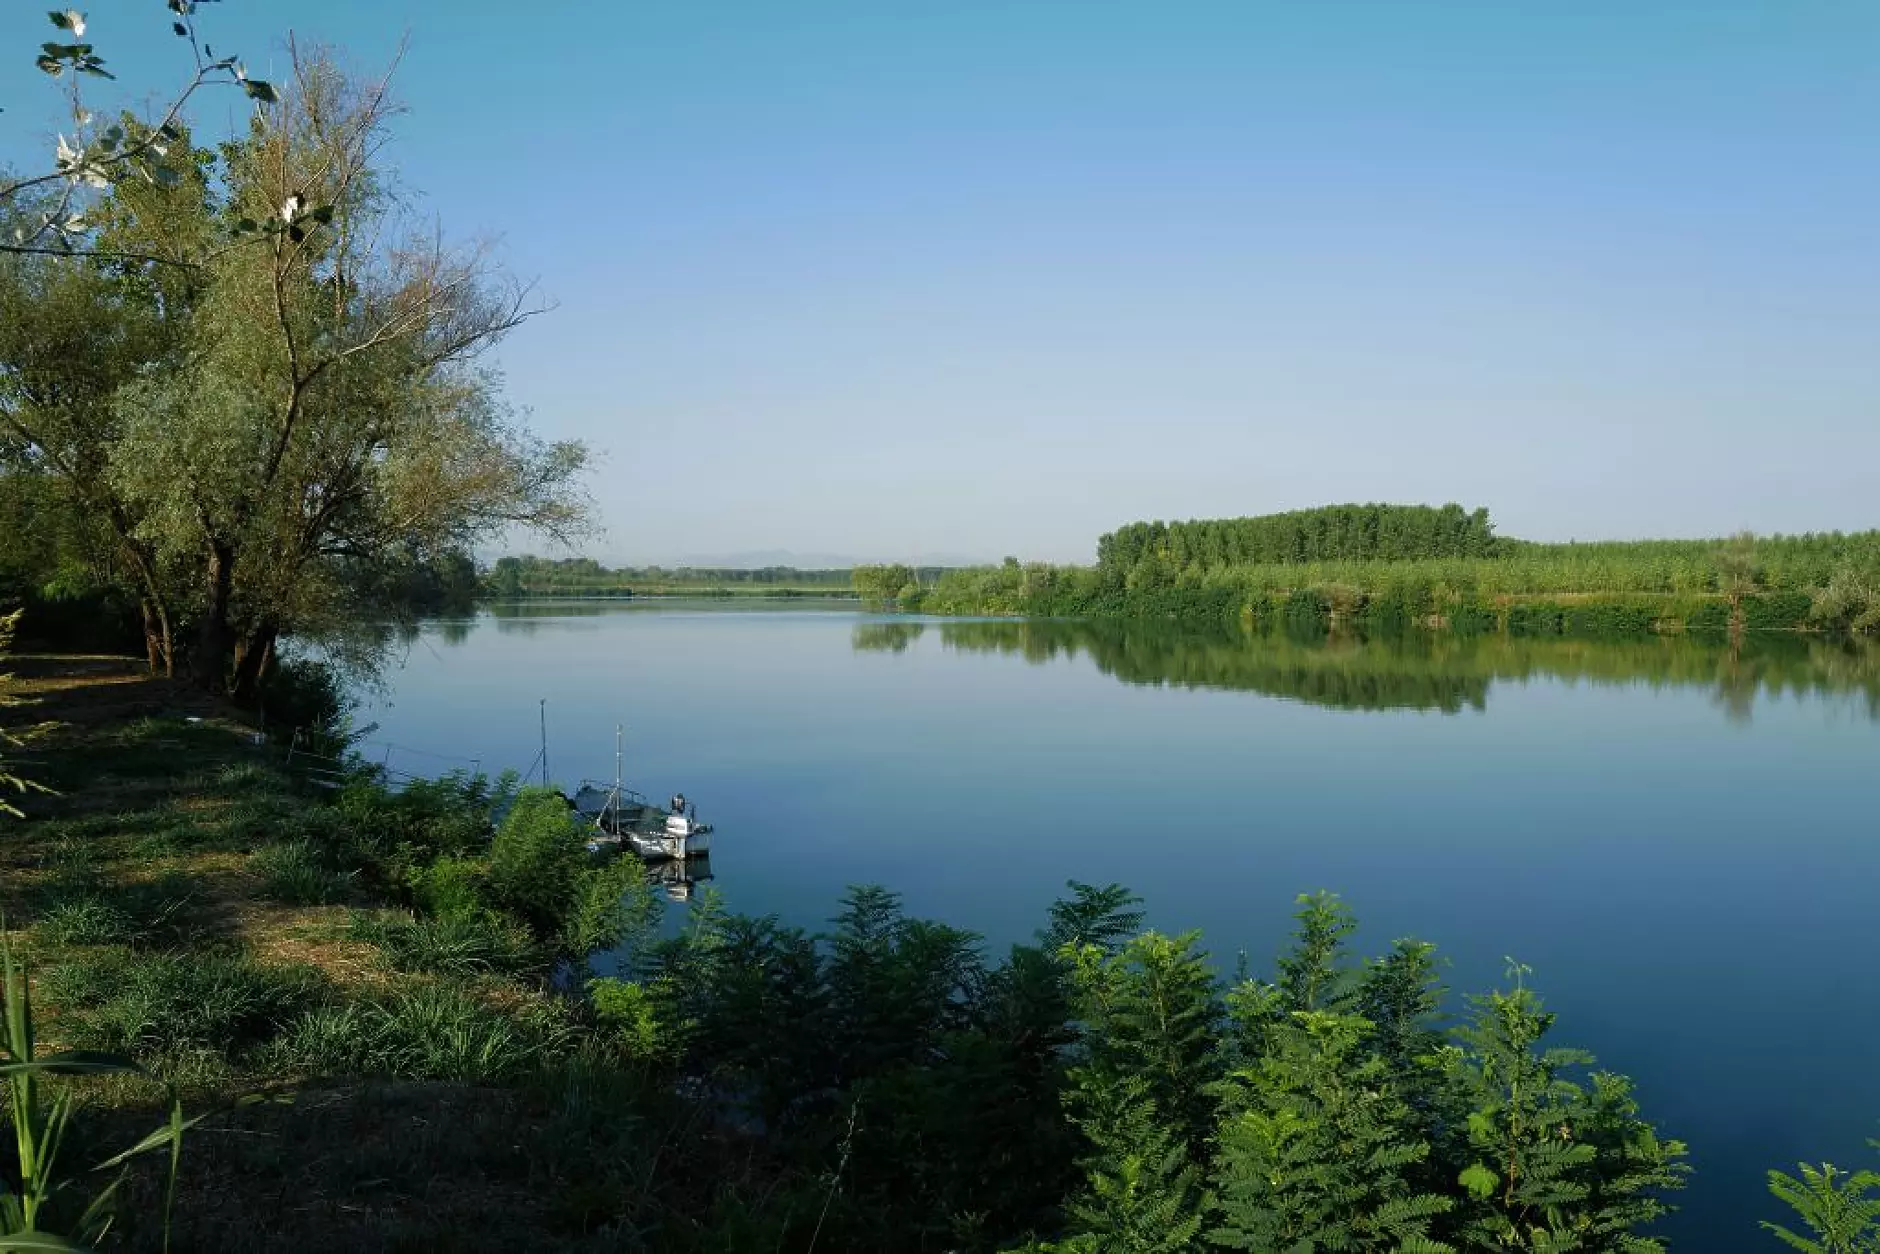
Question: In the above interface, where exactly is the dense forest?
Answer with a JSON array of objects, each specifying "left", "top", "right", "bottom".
[
  {"left": 1098, "top": 504, "right": 1501, "bottom": 570},
  {"left": 483, "top": 554, "right": 859, "bottom": 598},
  {"left": 856, "top": 505, "right": 1880, "bottom": 637}
]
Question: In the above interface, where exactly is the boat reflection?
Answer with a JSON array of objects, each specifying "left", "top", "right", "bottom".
[{"left": 648, "top": 853, "right": 713, "bottom": 903}]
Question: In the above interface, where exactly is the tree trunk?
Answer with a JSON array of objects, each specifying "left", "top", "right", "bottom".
[
  {"left": 230, "top": 622, "right": 278, "bottom": 705},
  {"left": 195, "top": 543, "right": 237, "bottom": 693},
  {"left": 140, "top": 598, "right": 175, "bottom": 677},
  {"left": 142, "top": 601, "right": 161, "bottom": 671}
]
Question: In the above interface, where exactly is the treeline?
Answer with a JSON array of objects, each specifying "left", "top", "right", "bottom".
[
  {"left": 895, "top": 509, "right": 1880, "bottom": 637},
  {"left": 1098, "top": 503, "right": 1501, "bottom": 572},
  {"left": 487, "top": 554, "right": 857, "bottom": 598}
]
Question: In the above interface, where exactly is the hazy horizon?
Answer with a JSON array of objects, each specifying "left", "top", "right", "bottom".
[{"left": 6, "top": 3, "right": 1875, "bottom": 565}]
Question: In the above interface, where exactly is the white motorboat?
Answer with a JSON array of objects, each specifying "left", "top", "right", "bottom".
[{"left": 569, "top": 728, "right": 713, "bottom": 862}]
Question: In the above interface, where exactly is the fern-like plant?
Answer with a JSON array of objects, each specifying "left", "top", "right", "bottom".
[
  {"left": 1212, "top": 1009, "right": 1453, "bottom": 1253},
  {"left": 1764, "top": 1150, "right": 1880, "bottom": 1254}
]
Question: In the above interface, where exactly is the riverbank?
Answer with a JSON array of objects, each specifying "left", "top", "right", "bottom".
[
  {"left": 0, "top": 656, "right": 694, "bottom": 1251},
  {"left": 898, "top": 564, "right": 1846, "bottom": 636}
]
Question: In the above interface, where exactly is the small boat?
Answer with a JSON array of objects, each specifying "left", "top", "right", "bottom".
[{"left": 568, "top": 726, "right": 714, "bottom": 861}]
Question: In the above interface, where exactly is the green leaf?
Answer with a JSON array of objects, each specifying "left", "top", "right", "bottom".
[
  {"left": 0, "top": 1233, "right": 91, "bottom": 1252},
  {"left": 0, "top": 1049, "right": 143, "bottom": 1078},
  {"left": 1459, "top": 1163, "right": 1499, "bottom": 1200},
  {"left": 91, "top": 1103, "right": 214, "bottom": 1171},
  {"left": 173, "top": 21, "right": 187, "bottom": 37}
]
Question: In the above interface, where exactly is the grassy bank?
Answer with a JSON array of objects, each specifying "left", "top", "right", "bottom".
[{"left": 0, "top": 657, "right": 688, "bottom": 1250}]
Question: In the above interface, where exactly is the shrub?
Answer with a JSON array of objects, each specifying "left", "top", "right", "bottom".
[
  {"left": 256, "top": 654, "right": 347, "bottom": 734},
  {"left": 1506, "top": 603, "right": 1566, "bottom": 636},
  {"left": 486, "top": 788, "right": 585, "bottom": 940},
  {"left": 587, "top": 977, "right": 671, "bottom": 1061},
  {"left": 1282, "top": 589, "right": 1328, "bottom": 631},
  {"left": 407, "top": 854, "right": 488, "bottom": 921},
  {"left": 1741, "top": 591, "right": 1814, "bottom": 632},
  {"left": 561, "top": 855, "right": 662, "bottom": 972},
  {"left": 335, "top": 772, "right": 493, "bottom": 879},
  {"left": 1447, "top": 602, "right": 1498, "bottom": 635}
]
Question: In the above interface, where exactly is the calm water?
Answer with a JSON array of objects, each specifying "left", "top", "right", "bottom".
[{"left": 364, "top": 602, "right": 1880, "bottom": 1245}]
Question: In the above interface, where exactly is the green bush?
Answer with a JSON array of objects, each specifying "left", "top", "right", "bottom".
[
  {"left": 1282, "top": 589, "right": 1327, "bottom": 631},
  {"left": 1741, "top": 591, "right": 1814, "bottom": 631},
  {"left": 587, "top": 977, "right": 671, "bottom": 1061},
  {"left": 561, "top": 855, "right": 662, "bottom": 971},
  {"left": 1447, "top": 602, "right": 1498, "bottom": 635},
  {"left": 485, "top": 788, "right": 585, "bottom": 941},
  {"left": 1506, "top": 603, "right": 1566, "bottom": 636},
  {"left": 334, "top": 771, "right": 494, "bottom": 879},
  {"left": 1562, "top": 601, "right": 1655, "bottom": 637},
  {"left": 407, "top": 854, "right": 488, "bottom": 921},
  {"left": 1684, "top": 601, "right": 1731, "bottom": 632}
]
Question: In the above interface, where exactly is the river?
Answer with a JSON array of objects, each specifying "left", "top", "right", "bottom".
[{"left": 362, "top": 600, "right": 1880, "bottom": 1245}]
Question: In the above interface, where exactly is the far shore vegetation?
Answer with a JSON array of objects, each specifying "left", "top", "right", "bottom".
[{"left": 854, "top": 504, "right": 1880, "bottom": 639}]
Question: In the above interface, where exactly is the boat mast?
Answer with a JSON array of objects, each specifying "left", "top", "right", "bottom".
[
  {"left": 614, "top": 723, "right": 624, "bottom": 824},
  {"left": 539, "top": 699, "right": 550, "bottom": 787}
]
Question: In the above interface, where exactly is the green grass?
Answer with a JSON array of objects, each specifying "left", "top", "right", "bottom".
[
  {"left": 250, "top": 840, "right": 354, "bottom": 904},
  {"left": 41, "top": 947, "right": 328, "bottom": 1060},
  {"left": 351, "top": 910, "right": 543, "bottom": 978},
  {"left": 277, "top": 981, "right": 573, "bottom": 1083}
]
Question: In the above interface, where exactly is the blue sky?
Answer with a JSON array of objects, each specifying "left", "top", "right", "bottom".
[{"left": 5, "top": 2, "right": 1877, "bottom": 564}]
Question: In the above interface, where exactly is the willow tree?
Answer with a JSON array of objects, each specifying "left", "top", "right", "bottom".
[
  {"left": 93, "top": 48, "right": 586, "bottom": 697},
  {"left": 0, "top": 180, "right": 204, "bottom": 670}
]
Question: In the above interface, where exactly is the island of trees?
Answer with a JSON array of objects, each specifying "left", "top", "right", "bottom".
[{"left": 856, "top": 503, "right": 1880, "bottom": 638}]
